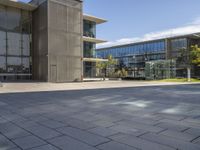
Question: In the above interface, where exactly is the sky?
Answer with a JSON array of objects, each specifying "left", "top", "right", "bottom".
[{"left": 20, "top": 0, "right": 200, "bottom": 48}]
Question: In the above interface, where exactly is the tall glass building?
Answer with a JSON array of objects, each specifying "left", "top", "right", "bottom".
[
  {"left": 97, "top": 34, "right": 200, "bottom": 78},
  {"left": 0, "top": 0, "right": 107, "bottom": 82}
]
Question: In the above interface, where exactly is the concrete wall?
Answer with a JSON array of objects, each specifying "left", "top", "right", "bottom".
[
  {"left": 48, "top": 0, "right": 83, "bottom": 82},
  {"left": 32, "top": 1, "right": 48, "bottom": 81},
  {"left": 32, "top": 0, "right": 83, "bottom": 82}
]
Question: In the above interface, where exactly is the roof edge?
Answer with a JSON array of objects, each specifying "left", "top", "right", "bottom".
[
  {"left": 83, "top": 14, "right": 107, "bottom": 24},
  {"left": 0, "top": 0, "right": 37, "bottom": 11},
  {"left": 97, "top": 32, "right": 200, "bottom": 50}
]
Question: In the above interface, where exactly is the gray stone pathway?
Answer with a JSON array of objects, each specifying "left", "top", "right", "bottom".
[{"left": 0, "top": 84, "right": 200, "bottom": 150}]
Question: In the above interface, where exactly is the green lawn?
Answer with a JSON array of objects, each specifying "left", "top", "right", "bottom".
[{"left": 157, "top": 78, "right": 200, "bottom": 82}]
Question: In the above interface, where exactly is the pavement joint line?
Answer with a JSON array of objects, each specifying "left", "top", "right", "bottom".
[
  {"left": 181, "top": 127, "right": 191, "bottom": 133},
  {"left": 0, "top": 131, "right": 23, "bottom": 150},
  {"left": 156, "top": 128, "right": 168, "bottom": 134},
  {"left": 107, "top": 132, "right": 122, "bottom": 139},
  {"left": 153, "top": 122, "right": 162, "bottom": 126},
  {"left": 94, "top": 140, "right": 112, "bottom": 148},
  {"left": 179, "top": 116, "right": 190, "bottom": 121},
  {"left": 191, "top": 135, "right": 200, "bottom": 143},
  {"left": 137, "top": 131, "right": 150, "bottom": 138}
]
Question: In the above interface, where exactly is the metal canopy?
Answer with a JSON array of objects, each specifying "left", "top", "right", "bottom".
[
  {"left": 83, "top": 36, "right": 107, "bottom": 44},
  {"left": 83, "top": 58, "right": 108, "bottom": 62},
  {"left": 83, "top": 14, "right": 107, "bottom": 24}
]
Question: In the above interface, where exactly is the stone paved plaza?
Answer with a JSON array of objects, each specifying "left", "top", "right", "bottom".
[{"left": 0, "top": 82, "right": 200, "bottom": 150}]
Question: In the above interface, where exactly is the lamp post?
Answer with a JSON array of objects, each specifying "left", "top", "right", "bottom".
[{"left": 132, "top": 55, "right": 136, "bottom": 78}]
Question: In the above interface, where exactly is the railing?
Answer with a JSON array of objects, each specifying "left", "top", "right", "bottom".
[{"left": 83, "top": 31, "right": 95, "bottom": 38}]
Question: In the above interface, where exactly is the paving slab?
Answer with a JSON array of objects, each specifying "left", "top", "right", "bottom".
[
  {"left": 93, "top": 120, "right": 115, "bottom": 128},
  {"left": 61, "top": 118, "right": 97, "bottom": 130},
  {"left": 8, "top": 148, "right": 21, "bottom": 150},
  {"left": 108, "top": 124, "right": 147, "bottom": 137},
  {"left": 29, "top": 144, "right": 59, "bottom": 150},
  {"left": 25, "top": 124, "right": 62, "bottom": 140},
  {"left": 158, "top": 119, "right": 200, "bottom": 129},
  {"left": 48, "top": 135, "right": 98, "bottom": 150},
  {"left": 0, "top": 134, "right": 17, "bottom": 149},
  {"left": 88, "top": 126, "right": 119, "bottom": 137},
  {"left": 38, "top": 119, "right": 67, "bottom": 129},
  {"left": 0, "top": 122, "right": 31, "bottom": 140},
  {"left": 141, "top": 132, "right": 200, "bottom": 150},
  {"left": 184, "top": 128, "right": 200, "bottom": 137},
  {"left": 116, "top": 120, "right": 165, "bottom": 133},
  {"left": 56, "top": 127, "right": 110, "bottom": 146},
  {"left": 159, "top": 129, "right": 198, "bottom": 142},
  {"left": 12, "top": 135, "right": 46, "bottom": 150},
  {"left": 155, "top": 122, "right": 189, "bottom": 132},
  {"left": 112, "top": 134, "right": 174, "bottom": 150},
  {"left": 0, "top": 83, "right": 200, "bottom": 150},
  {"left": 97, "top": 141, "right": 138, "bottom": 150}
]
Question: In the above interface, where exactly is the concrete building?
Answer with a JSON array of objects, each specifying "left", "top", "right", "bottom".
[
  {"left": 96, "top": 33, "right": 200, "bottom": 79},
  {"left": 0, "top": 0, "right": 107, "bottom": 82}
]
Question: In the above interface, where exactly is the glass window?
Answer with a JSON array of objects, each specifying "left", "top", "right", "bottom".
[
  {"left": 83, "top": 20, "right": 96, "bottom": 38},
  {"left": 21, "top": 11, "right": 31, "bottom": 34},
  {"left": 22, "top": 34, "right": 30, "bottom": 56},
  {"left": 0, "top": 6, "right": 6, "bottom": 29},
  {"left": 0, "top": 30, "right": 6, "bottom": 55},
  {"left": 6, "top": 7, "right": 21, "bottom": 32},
  {"left": 0, "top": 7, "right": 32, "bottom": 76},
  {"left": 7, "top": 32, "right": 21, "bottom": 56},
  {"left": 0, "top": 56, "right": 6, "bottom": 72}
]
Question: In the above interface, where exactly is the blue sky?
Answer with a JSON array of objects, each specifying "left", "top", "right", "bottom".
[{"left": 20, "top": 0, "right": 200, "bottom": 47}]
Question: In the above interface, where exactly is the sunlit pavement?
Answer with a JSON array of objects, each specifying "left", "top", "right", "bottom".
[{"left": 0, "top": 82, "right": 200, "bottom": 150}]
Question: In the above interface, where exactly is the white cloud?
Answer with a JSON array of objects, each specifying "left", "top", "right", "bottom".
[{"left": 97, "top": 17, "right": 200, "bottom": 49}]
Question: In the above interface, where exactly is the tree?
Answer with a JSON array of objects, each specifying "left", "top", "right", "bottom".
[
  {"left": 96, "top": 55, "right": 117, "bottom": 78},
  {"left": 191, "top": 45, "right": 200, "bottom": 66},
  {"left": 178, "top": 45, "right": 200, "bottom": 81},
  {"left": 177, "top": 47, "right": 191, "bottom": 81}
]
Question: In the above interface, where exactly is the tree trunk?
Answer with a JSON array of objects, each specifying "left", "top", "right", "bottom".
[{"left": 187, "top": 67, "right": 191, "bottom": 82}]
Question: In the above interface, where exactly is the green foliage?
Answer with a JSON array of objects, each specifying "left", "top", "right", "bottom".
[
  {"left": 190, "top": 45, "right": 200, "bottom": 66},
  {"left": 95, "top": 55, "right": 129, "bottom": 78},
  {"left": 121, "top": 68, "right": 128, "bottom": 77},
  {"left": 96, "top": 55, "right": 117, "bottom": 77},
  {"left": 96, "top": 55, "right": 117, "bottom": 70},
  {"left": 178, "top": 45, "right": 200, "bottom": 67},
  {"left": 108, "top": 69, "right": 128, "bottom": 78},
  {"left": 158, "top": 78, "right": 200, "bottom": 82}
]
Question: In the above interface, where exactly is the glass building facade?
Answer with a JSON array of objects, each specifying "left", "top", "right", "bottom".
[
  {"left": 97, "top": 40, "right": 166, "bottom": 78},
  {"left": 83, "top": 20, "right": 96, "bottom": 38},
  {"left": 169, "top": 38, "right": 188, "bottom": 77},
  {"left": 97, "top": 36, "right": 200, "bottom": 78},
  {"left": 0, "top": 5, "right": 32, "bottom": 80},
  {"left": 97, "top": 40, "right": 165, "bottom": 58},
  {"left": 83, "top": 20, "right": 97, "bottom": 78},
  {"left": 83, "top": 41, "right": 96, "bottom": 78},
  {"left": 84, "top": 42, "right": 96, "bottom": 58},
  {"left": 170, "top": 38, "right": 187, "bottom": 58}
]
